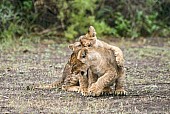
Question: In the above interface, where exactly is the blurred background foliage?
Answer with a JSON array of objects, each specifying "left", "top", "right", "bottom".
[{"left": 0, "top": 0, "right": 170, "bottom": 46}]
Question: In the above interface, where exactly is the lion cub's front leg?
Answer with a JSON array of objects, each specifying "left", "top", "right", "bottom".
[
  {"left": 78, "top": 74, "right": 88, "bottom": 96},
  {"left": 78, "top": 69, "right": 97, "bottom": 96},
  {"left": 79, "top": 87, "right": 88, "bottom": 96},
  {"left": 88, "top": 72, "right": 116, "bottom": 96},
  {"left": 88, "top": 83, "right": 103, "bottom": 96}
]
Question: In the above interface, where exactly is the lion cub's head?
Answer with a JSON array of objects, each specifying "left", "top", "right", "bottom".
[
  {"left": 69, "top": 48, "right": 91, "bottom": 76},
  {"left": 68, "top": 41, "right": 90, "bottom": 76},
  {"left": 79, "top": 26, "right": 97, "bottom": 47}
]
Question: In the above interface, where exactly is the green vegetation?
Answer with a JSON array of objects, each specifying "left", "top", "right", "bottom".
[
  {"left": 0, "top": 0, "right": 170, "bottom": 47},
  {"left": 0, "top": 0, "right": 38, "bottom": 49}
]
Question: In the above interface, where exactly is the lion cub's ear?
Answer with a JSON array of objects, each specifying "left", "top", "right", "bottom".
[
  {"left": 77, "top": 48, "right": 88, "bottom": 61},
  {"left": 68, "top": 44, "right": 74, "bottom": 51},
  {"left": 78, "top": 35, "right": 85, "bottom": 41},
  {"left": 88, "top": 26, "right": 96, "bottom": 37}
]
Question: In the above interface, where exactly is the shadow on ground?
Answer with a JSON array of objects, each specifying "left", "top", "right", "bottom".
[{"left": 0, "top": 38, "right": 170, "bottom": 113}]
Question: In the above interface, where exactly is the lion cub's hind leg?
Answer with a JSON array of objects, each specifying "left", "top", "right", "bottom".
[
  {"left": 114, "top": 67, "right": 127, "bottom": 96},
  {"left": 88, "top": 71, "right": 116, "bottom": 97},
  {"left": 108, "top": 45, "right": 125, "bottom": 68},
  {"left": 61, "top": 74, "right": 80, "bottom": 92},
  {"left": 78, "top": 70, "right": 91, "bottom": 96}
]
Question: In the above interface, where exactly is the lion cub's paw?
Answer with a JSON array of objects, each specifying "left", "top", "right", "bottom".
[
  {"left": 114, "top": 89, "right": 127, "bottom": 96},
  {"left": 78, "top": 87, "right": 88, "bottom": 96},
  {"left": 88, "top": 83, "right": 102, "bottom": 96},
  {"left": 101, "top": 87, "right": 113, "bottom": 95},
  {"left": 62, "top": 85, "right": 80, "bottom": 92}
]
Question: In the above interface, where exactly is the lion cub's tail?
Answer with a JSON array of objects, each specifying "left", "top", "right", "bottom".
[
  {"left": 26, "top": 79, "right": 64, "bottom": 90},
  {"left": 27, "top": 63, "right": 71, "bottom": 90}
]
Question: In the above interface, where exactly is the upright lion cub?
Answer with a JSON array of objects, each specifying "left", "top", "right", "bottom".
[
  {"left": 71, "top": 47, "right": 127, "bottom": 96},
  {"left": 79, "top": 26, "right": 124, "bottom": 67}
]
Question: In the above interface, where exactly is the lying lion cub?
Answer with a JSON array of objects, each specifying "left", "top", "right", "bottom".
[
  {"left": 79, "top": 26, "right": 124, "bottom": 67},
  {"left": 27, "top": 42, "right": 83, "bottom": 92},
  {"left": 71, "top": 47, "right": 127, "bottom": 96}
]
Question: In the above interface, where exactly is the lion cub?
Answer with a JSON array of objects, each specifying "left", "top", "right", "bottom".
[
  {"left": 71, "top": 47, "right": 127, "bottom": 96},
  {"left": 27, "top": 42, "right": 82, "bottom": 92},
  {"left": 79, "top": 26, "right": 124, "bottom": 67}
]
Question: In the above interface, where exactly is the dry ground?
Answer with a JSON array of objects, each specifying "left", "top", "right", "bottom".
[{"left": 0, "top": 38, "right": 170, "bottom": 113}]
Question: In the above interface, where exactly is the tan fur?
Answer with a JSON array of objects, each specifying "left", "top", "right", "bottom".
[
  {"left": 71, "top": 47, "right": 127, "bottom": 96},
  {"left": 79, "top": 26, "right": 124, "bottom": 67}
]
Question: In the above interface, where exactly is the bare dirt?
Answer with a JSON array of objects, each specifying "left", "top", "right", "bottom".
[{"left": 0, "top": 38, "right": 170, "bottom": 113}]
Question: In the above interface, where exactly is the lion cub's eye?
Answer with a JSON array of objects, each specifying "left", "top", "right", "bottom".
[
  {"left": 73, "top": 64, "right": 76, "bottom": 67},
  {"left": 88, "top": 44, "right": 92, "bottom": 47},
  {"left": 82, "top": 55, "right": 86, "bottom": 58}
]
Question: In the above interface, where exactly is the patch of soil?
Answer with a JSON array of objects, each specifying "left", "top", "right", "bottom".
[{"left": 0, "top": 38, "right": 169, "bottom": 113}]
